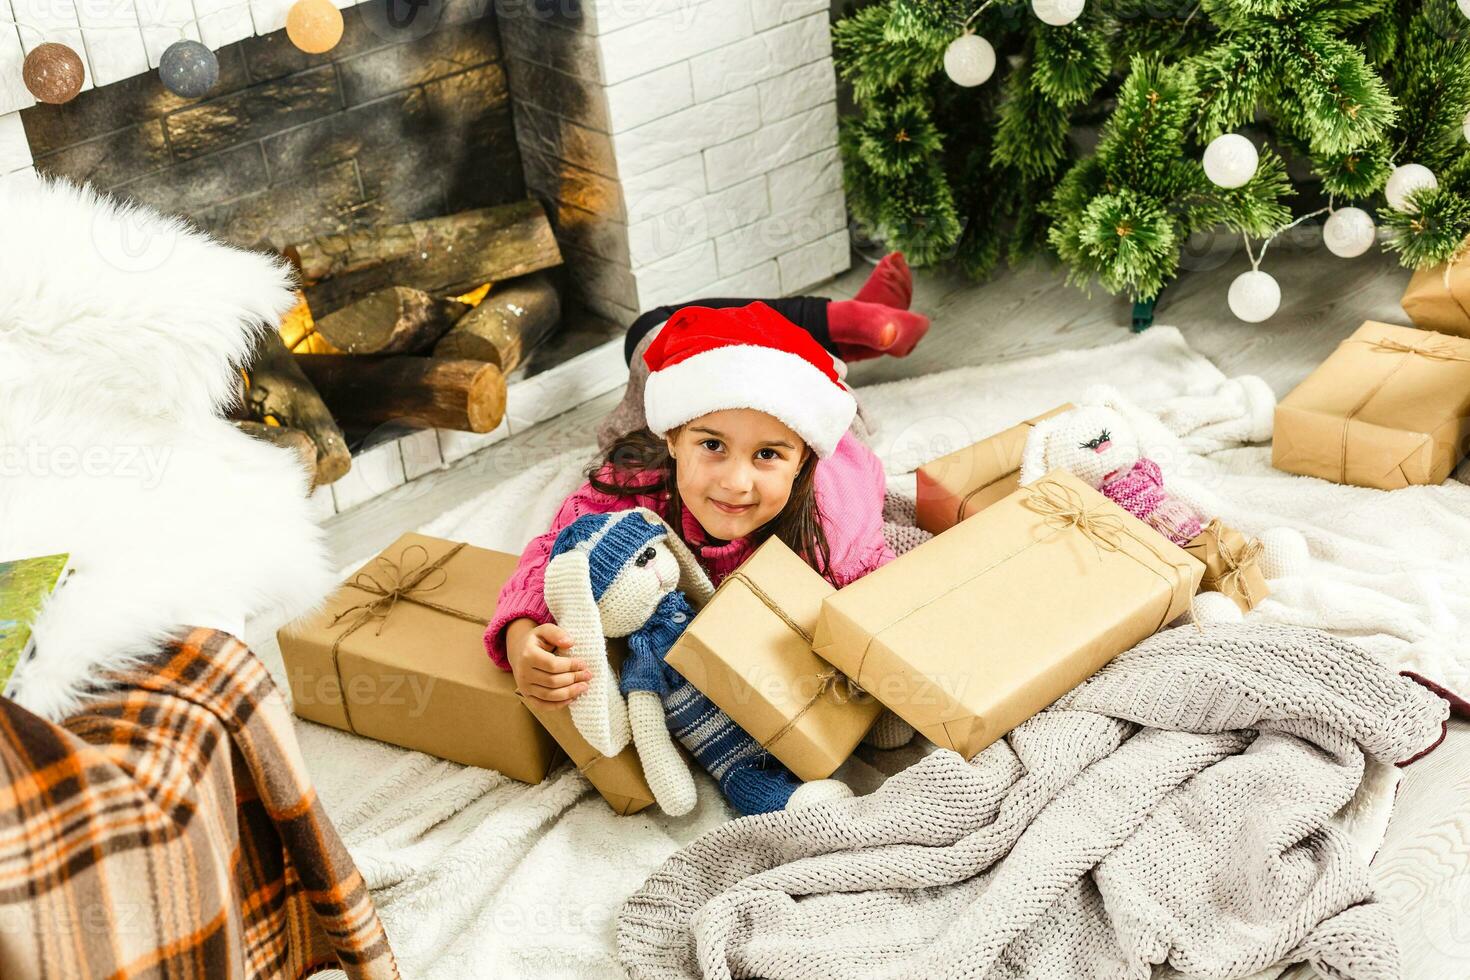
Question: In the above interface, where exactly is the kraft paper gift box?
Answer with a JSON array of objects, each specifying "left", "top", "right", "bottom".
[
  {"left": 1183, "top": 519, "right": 1269, "bottom": 613},
  {"left": 520, "top": 638, "right": 656, "bottom": 816},
  {"left": 665, "top": 536, "right": 883, "bottom": 781},
  {"left": 1272, "top": 322, "right": 1470, "bottom": 489},
  {"left": 1401, "top": 255, "right": 1470, "bottom": 338},
  {"left": 914, "top": 404, "right": 1075, "bottom": 535},
  {"left": 813, "top": 470, "right": 1203, "bottom": 761},
  {"left": 278, "top": 532, "right": 560, "bottom": 784}
]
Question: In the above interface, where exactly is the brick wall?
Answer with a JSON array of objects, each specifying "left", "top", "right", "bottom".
[
  {"left": 10, "top": 0, "right": 523, "bottom": 252},
  {"left": 501, "top": 0, "right": 851, "bottom": 326}
]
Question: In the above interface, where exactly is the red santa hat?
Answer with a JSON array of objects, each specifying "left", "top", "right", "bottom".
[{"left": 641, "top": 301, "right": 857, "bottom": 458}]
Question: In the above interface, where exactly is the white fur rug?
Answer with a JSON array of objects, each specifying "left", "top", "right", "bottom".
[{"left": 247, "top": 325, "right": 1470, "bottom": 979}]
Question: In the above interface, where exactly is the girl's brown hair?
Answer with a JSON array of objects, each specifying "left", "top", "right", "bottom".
[{"left": 586, "top": 425, "right": 838, "bottom": 587}]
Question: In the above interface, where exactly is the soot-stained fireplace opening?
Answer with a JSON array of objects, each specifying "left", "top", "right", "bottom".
[
  {"left": 21, "top": 0, "right": 523, "bottom": 249},
  {"left": 18, "top": 0, "right": 618, "bottom": 496}
]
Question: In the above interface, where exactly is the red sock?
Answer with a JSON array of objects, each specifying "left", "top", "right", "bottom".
[
  {"left": 853, "top": 251, "right": 913, "bottom": 310},
  {"left": 827, "top": 300, "right": 930, "bottom": 362}
]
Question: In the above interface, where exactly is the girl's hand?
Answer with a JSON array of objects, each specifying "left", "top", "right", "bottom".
[{"left": 511, "top": 622, "right": 592, "bottom": 710}]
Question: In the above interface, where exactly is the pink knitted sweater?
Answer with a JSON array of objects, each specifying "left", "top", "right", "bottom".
[{"left": 483, "top": 431, "right": 897, "bottom": 669}]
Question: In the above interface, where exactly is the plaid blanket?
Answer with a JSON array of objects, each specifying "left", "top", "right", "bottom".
[{"left": 0, "top": 628, "right": 399, "bottom": 979}]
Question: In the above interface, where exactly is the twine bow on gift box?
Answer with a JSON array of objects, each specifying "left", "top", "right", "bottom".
[
  {"left": 327, "top": 542, "right": 488, "bottom": 733},
  {"left": 1023, "top": 478, "right": 1203, "bottom": 631},
  {"left": 1200, "top": 519, "right": 1264, "bottom": 608},
  {"left": 717, "top": 570, "right": 869, "bottom": 754},
  {"left": 1024, "top": 478, "right": 1127, "bottom": 558}
]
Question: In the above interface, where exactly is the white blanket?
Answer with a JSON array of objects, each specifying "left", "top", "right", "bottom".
[{"left": 247, "top": 326, "right": 1470, "bottom": 979}]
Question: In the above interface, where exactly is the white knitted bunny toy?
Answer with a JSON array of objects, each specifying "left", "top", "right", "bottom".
[
  {"left": 1019, "top": 385, "right": 1308, "bottom": 622},
  {"left": 543, "top": 507, "right": 853, "bottom": 817},
  {"left": 1019, "top": 386, "right": 1206, "bottom": 545}
]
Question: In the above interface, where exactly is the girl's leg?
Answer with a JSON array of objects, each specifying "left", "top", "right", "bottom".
[
  {"left": 598, "top": 255, "right": 925, "bottom": 450},
  {"left": 719, "top": 754, "right": 801, "bottom": 816},
  {"left": 620, "top": 253, "right": 921, "bottom": 365},
  {"left": 622, "top": 296, "right": 835, "bottom": 366}
]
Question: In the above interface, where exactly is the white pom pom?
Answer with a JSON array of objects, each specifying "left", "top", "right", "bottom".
[
  {"left": 1228, "top": 270, "right": 1281, "bottom": 323},
  {"left": 944, "top": 32, "right": 995, "bottom": 87},
  {"left": 787, "top": 779, "right": 854, "bottom": 810},
  {"left": 1385, "top": 163, "right": 1437, "bottom": 212},
  {"left": 1322, "top": 207, "right": 1376, "bottom": 258},
  {"left": 1191, "top": 591, "right": 1245, "bottom": 625},
  {"left": 1258, "top": 526, "right": 1309, "bottom": 580},
  {"left": 1460, "top": 0, "right": 1470, "bottom": 21},
  {"left": 1203, "top": 133, "right": 1258, "bottom": 189},
  {"left": 1032, "top": 0, "right": 1085, "bottom": 26}
]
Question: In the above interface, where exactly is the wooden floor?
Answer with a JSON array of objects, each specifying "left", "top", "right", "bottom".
[{"left": 326, "top": 235, "right": 1415, "bottom": 565}]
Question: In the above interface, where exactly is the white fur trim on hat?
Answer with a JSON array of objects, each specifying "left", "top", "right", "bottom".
[{"left": 643, "top": 344, "right": 856, "bottom": 457}]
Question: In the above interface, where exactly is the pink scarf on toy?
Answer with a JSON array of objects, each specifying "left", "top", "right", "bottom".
[{"left": 1099, "top": 458, "right": 1202, "bottom": 545}]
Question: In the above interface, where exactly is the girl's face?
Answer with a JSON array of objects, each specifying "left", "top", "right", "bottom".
[{"left": 665, "top": 408, "right": 810, "bottom": 542}]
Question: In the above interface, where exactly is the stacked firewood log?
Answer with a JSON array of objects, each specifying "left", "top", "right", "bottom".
[{"left": 234, "top": 200, "right": 564, "bottom": 488}]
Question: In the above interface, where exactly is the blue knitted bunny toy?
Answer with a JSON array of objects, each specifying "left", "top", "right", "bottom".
[{"left": 543, "top": 507, "right": 852, "bottom": 817}]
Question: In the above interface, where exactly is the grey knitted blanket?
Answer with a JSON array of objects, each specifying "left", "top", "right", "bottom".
[{"left": 617, "top": 624, "right": 1449, "bottom": 980}]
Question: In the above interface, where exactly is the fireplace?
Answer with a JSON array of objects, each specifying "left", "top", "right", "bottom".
[{"left": 0, "top": 0, "right": 851, "bottom": 515}]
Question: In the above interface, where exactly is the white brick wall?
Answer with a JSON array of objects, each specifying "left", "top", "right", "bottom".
[{"left": 501, "top": 0, "right": 850, "bottom": 326}]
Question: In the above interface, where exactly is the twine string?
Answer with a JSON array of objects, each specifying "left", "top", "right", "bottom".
[
  {"left": 1200, "top": 519, "right": 1263, "bottom": 607},
  {"left": 1336, "top": 332, "right": 1470, "bottom": 481},
  {"left": 1442, "top": 234, "right": 1470, "bottom": 294},
  {"left": 716, "top": 571, "right": 868, "bottom": 753}
]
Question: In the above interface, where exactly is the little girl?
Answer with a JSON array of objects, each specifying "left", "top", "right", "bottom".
[{"left": 485, "top": 253, "right": 930, "bottom": 711}]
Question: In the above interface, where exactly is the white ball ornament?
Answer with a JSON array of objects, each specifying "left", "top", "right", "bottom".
[
  {"left": 1460, "top": 0, "right": 1470, "bottom": 20},
  {"left": 1462, "top": 107, "right": 1470, "bottom": 145},
  {"left": 1032, "top": 0, "right": 1085, "bottom": 26},
  {"left": 1384, "top": 163, "right": 1437, "bottom": 211},
  {"left": 944, "top": 32, "right": 996, "bottom": 87},
  {"left": 1322, "top": 206, "right": 1376, "bottom": 258},
  {"left": 159, "top": 40, "right": 219, "bottom": 98},
  {"left": 1228, "top": 270, "right": 1281, "bottom": 323},
  {"left": 1203, "top": 133, "right": 1259, "bottom": 189}
]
